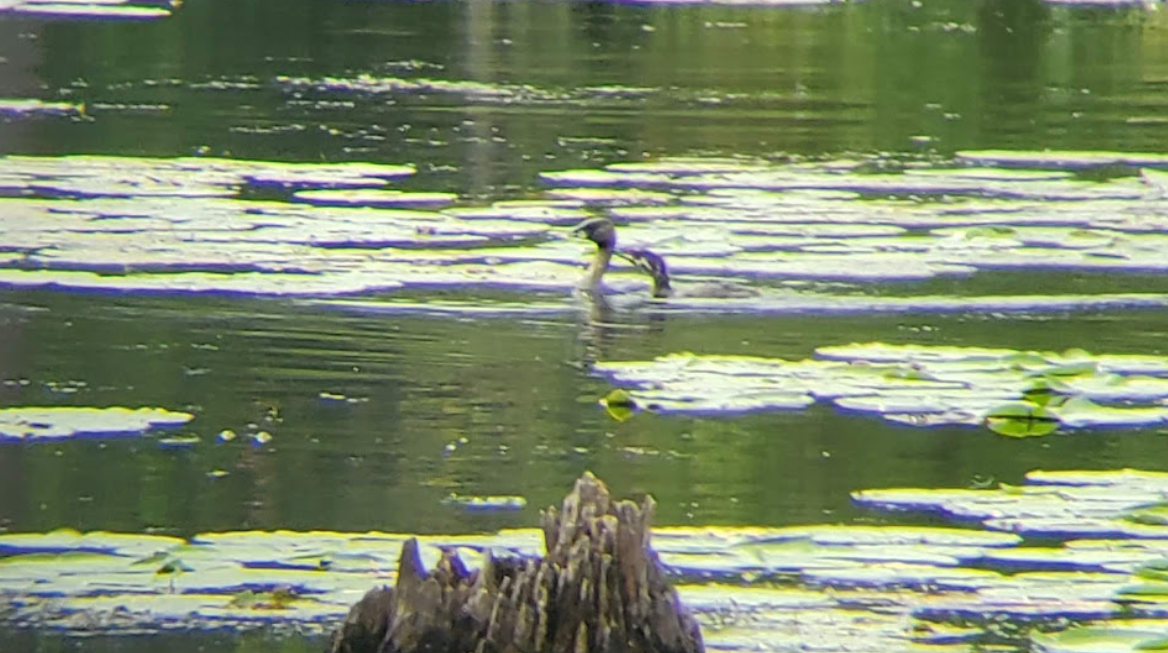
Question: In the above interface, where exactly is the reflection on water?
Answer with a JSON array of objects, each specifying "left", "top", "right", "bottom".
[
  {"left": 3, "top": 0, "right": 1167, "bottom": 172},
  {"left": 3, "top": 0, "right": 1168, "bottom": 650}
]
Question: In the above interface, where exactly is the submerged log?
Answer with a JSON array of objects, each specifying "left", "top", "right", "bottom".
[{"left": 328, "top": 472, "right": 704, "bottom": 653}]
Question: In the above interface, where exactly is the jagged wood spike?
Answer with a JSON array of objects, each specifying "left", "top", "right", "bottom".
[{"left": 327, "top": 473, "right": 704, "bottom": 653}]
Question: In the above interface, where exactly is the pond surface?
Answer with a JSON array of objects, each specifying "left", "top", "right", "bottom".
[{"left": 3, "top": 0, "right": 1168, "bottom": 651}]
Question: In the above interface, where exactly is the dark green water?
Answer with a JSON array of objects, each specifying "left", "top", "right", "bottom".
[{"left": 2, "top": 0, "right": 1168, "bottom": 650}]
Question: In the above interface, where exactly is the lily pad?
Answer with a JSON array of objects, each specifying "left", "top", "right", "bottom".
[
  {"left": 1033, "top": 623, "right": 1168, "bottom": 653},
  {"left": 0, "top": 98, "right": 83, "bottom": 116},
  {"left": 985, "top": 401, "right": 1061, "bottom": 437},
  {"left": 600, "top": 388, "right": 637, "bottom": 422},
  {"left": 958, "top": 150, "right": 1168, "bottom": 170},
  {"left": 292, "top": 189, "right": 458, "bottom": 207},
  {"left": 440, "top": 494, "right": 528, "bottom": 512},
  {"left": 853, "top": 469, "right": 1168, "bottom": 539},
  {"left": 3, "top": 481, "right": 1168, "bottom": 647},
  {"left": 1, "top": 0, "right": 172, "bottom": 19},
  {"left": 594, "top": 344, "right": 1168, "bottom": 433},
  {"left": 0, "top": 406, "right": 194, "bottom": 441},
  {"left": 0, "top": 528, "right": 185, "bottom": 557},
  {"left": 544, "top": 187, "right": 675, "bottom": 205},
  {"left": 3, "top": 152, "right": 1168, "bottom": 309}
]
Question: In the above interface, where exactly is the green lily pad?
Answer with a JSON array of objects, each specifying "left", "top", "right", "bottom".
[
  {"left": 1126, "top": 505, "right": 1168, "bottom": 527},
  {"left": 984, "top": 401, "right": 1061, "bottom": 437},
  {"left": 1022, "top": 377, "right": 1076, "bottom": 406},
  {"left": 600, "top": 388, "right": 637, "bottom": 422},
  {"left": 1033, "top": 623, "right": 1168, "bottom": 653}
]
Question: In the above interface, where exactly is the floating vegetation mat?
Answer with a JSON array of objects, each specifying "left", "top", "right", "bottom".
[
  {"left": 595, "top": 343, "right": 1168, "bottom": 435},
  {"left": 0, "top": 406, "right": 192, "bottom": 441},
  {"left": 6, "top": 469, "right": 1168, "bottom": 652},
  {"left": 0, "top": 99, "right": 84, "bottom": 117},
  {"left": 3, "top": 152, "right": 1168, "bottom": 314},
  {"left": 0, "top": 0, "right": 174, "bottom": 19}
]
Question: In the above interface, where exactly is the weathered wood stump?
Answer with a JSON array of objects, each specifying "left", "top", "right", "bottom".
[{"left": 328, "top": 472, "right": 704, "bottom": 653}]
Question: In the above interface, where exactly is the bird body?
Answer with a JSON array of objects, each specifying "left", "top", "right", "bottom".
[{"left": 572, "top": 217, "right": 756, "bottom": 300}]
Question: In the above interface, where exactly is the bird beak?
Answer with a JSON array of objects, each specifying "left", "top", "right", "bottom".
[{"left": 569, "top": 217, "right": 605, "bottom": 236}]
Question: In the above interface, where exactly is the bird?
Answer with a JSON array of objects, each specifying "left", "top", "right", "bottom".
[
  {"left": 614, "top": 248, "right": 672, "bottom": 298},
  {"left": 571, "top": 217, "right": 617, "bottom": 294},
  {"left": 572, "top": 217, "right": 756, "bottom": 299}
]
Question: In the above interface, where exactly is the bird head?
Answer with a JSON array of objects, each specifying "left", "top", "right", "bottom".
[
  {"left": 571, "top": 217, "right": 617, "bottom": 251},
  {"left": 618, "top": 248, "right": 672, "bottom": 298}
]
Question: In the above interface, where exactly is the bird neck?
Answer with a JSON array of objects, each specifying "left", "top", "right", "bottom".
[
  {"left": 651, "top": 276, "right": 673, "bottom": 298},
  {"left": 583, "top": 245, "right": 613, "bottom": 291}
]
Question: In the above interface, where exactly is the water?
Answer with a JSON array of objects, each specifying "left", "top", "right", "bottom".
[{"left": 2, "top": 0, "right": 1168, "bottom": 650}]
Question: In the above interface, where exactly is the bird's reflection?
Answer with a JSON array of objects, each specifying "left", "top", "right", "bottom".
[{"left": 570, "top": 289, "right": 614, "bottom": 370}]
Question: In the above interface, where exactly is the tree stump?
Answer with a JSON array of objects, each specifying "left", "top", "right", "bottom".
[{"left": 328, "top": 472, "right": 704, "bottom": 653}]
